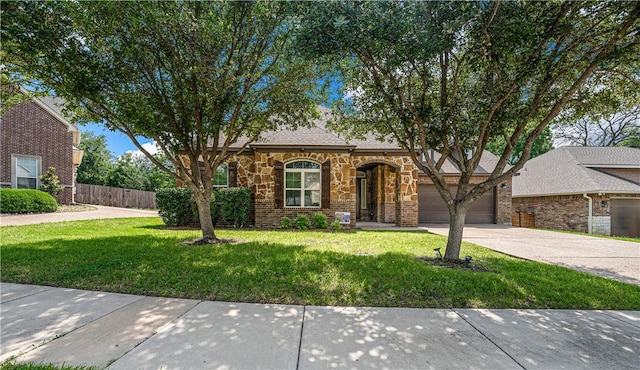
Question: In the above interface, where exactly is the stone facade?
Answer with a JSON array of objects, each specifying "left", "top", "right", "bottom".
[
  {"left": 512, "top": 193, "right": 640, "bottom": 234},
  {"left": 213, "top": 151, "right": 421, "bottom": 227},
  {"left": 1, "top": 99, "right": 78, "bottom": 204}
]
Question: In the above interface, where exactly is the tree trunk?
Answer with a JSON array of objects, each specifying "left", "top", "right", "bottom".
[
  {"left": 193, "top": 190, "right": 217, "bottom": 242},
  {"left": 444, "top": 206, "right": 468, "bottom": 260}
]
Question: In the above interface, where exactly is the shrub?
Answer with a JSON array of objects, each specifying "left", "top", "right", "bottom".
[
  {"left": 311, "top": 212, "right": 329, "bottom": 229},
  {"left": 39, "top": 166, "right": 64, "bottom": 198},
  {"left": 218, "top": 187, "right": 251, "bottom": 228},
  {"left": 0, "top": 188, "right": 57, "bottom": 213},
  {"left": 156, "top": 188, "right": 197, "bottom": 226},
  {"left": 281, "top": 216, "right": 292, "bottom": 229},
  {"left": 330, "top": 220, "right": 343, "bottom": 231},
  {"left": 294, "top": 214, "right": 310, "bottom": 230}
]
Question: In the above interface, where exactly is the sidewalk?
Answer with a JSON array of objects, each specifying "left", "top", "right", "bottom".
[{"left": 2, "top": 283, "right": 639, "bottom": 369}]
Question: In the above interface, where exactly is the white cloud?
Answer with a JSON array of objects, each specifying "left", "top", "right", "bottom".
[{"left": 125, "top": 141, "right": 159, "bottom": 159}]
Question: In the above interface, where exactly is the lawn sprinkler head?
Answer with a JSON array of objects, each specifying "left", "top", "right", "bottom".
[{"left": 434, "top": 247, "right": 443, "bottom": 259}]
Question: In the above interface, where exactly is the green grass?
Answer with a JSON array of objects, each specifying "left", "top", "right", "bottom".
[{"left": 2, "top": 218, "right": 639, "bottom": 309}]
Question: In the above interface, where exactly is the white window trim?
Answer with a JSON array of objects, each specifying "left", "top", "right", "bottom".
[
  {"left": 11, "top": 154, "right": 42, "bottom": 190},
  {"left": 284, "top": 161, "right": 321, "bottom": 208},
  {"left": 213, "top": 163, "right": 229, "bottom": 188}
]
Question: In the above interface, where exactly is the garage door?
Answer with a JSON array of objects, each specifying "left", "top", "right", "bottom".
[
  {"left": 418, "top": 185, "right": 495, "bottom": 224},
  {"left": 611, "top": 198, "right": 640, "bottom": 238}
]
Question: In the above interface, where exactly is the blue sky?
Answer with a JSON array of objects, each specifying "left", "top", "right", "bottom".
[{"left": 81, "top": 123, "right": 155, "bottom": 158}]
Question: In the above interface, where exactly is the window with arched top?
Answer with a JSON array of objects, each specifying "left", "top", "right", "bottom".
[{"left": 285, "top": 161, "right": 321, "bottom": 207}]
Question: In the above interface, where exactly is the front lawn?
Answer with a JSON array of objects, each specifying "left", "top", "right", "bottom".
[{"left": 1, "top": 218, "right": 638, "bottom": 309}]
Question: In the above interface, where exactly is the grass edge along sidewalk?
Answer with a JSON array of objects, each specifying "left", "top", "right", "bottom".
[{"left": 2, "top": 217, "right": 639, "bottom": 310}]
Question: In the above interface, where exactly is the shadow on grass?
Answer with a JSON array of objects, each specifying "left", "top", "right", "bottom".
[{"left": 3, "top": 234, "right": 640, "bottom": 309}]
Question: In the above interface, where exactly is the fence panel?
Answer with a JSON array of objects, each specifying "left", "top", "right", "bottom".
[{"left": 76, "top": 183, "right": 156, "bottom": 209}]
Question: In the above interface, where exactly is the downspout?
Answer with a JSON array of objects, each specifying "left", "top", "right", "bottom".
[{"left": 583, "top": 193, "right": 592, "bottom": 234}]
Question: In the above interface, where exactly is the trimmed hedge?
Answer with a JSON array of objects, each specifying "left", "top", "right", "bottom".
[
  {"left": 218, "top": 187, "right": 251, "bottom": 228},
  {"left": 156, "top": 187, "right": 219, "bottom": 227},
  {"left": 294, "top": 214, "right": 311, "bottom": 230},
  {"left": 0, "top": 188, "right": 58, "bottom": 214},
  {"left": 156, "top": 188, "right": 197, "bottom": 226},
  {"left": 311, "top": 212, "right": 329, "bottom": 229}
]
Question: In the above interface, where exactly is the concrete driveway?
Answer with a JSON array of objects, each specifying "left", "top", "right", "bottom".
[
  {"left": 425, "top": 224, "right": 640, "bottom": 286},
  {"left": 0, "top": 205, "right": 159, "bottom": 226}
]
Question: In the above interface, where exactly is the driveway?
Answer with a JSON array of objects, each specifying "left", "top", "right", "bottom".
[
  {"left": 0, "top": 205, "right": 159, "bottom": 226},
  {"left": 425, "top": 224, "right": 640, "bottom": 286}
]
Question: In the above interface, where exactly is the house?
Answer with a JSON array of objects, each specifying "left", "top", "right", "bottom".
[
  {"left": 512, "top": 146, "right": 640, "bottom": 237},
  {"left": 1, "top": 92, "right": 84, "bottom": 204},
  {"left": 198, "top": 106, "right": 512, "bottom": 227}
]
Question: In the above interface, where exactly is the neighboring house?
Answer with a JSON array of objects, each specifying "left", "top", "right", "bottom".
[
  {"left": 512, "top": 146, "right": 640, "bottom": 237},
  {"left": 1, "top": 92, "right": 84, "bottom": 204},
  {"left": 195, "top": 106, "right": 511, "bottom": 227}
]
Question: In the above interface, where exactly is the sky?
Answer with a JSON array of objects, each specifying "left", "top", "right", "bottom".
[{"left": 82, "top": 123, "right": 157, "bottom": 158}]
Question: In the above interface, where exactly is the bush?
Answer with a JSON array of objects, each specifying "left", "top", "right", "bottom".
[
  {"left": 281, "top": 216, "right": 292, "bottom": 229},
  {"left": 218, "top": 187, "right": 251, "bottom": 228},
  {"left": 156, "top": 188, "right": 197, "bottom": 226},
  {"left": 311, "top": 212, "right": 329, "bottom": 229},
  {"left": 0, "top": 188, "right": 57, "bottom": 213},
  {"left": 39, "top": 166, "right": 64, "bottom": 198},
  {"left": 330, "top": 220, "right": 343, "bottom": 231},
  {"left": 294, "top": 214, "right": 310, "bottom": 230}
]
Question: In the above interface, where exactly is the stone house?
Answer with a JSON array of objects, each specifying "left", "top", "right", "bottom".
[
  {"left": 512, "top": 147, "right": 640, "bottom": 237},
  {"left": 1, "top": 92, "right": 84, "bottom": 204},
  {"left": 204, "top": 107, "right": 512, "bottom": 227}
]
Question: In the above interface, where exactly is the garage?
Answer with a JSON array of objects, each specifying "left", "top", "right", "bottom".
[
  {"left": 610, "top": 198, "right": 640, "bottom": 237},
  {"left": 418, "top": 184, "right": 495, "bottom": 224}
]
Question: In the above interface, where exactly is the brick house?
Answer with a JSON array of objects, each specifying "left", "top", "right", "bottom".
[
  {"left": 512, "top": 147, "right": 640, "bottom": 237},
  {"left": 1, "top": 93, "right": 83, "bottom": 204},
  {"left": 199, "top": 106, "right": 512, "bottom": 227}
]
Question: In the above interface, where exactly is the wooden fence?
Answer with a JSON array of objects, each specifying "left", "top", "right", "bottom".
[
  {"left": 512, "top": 212, "right": 535, "bottom": 228},
  {"left": 76, "top": 183, "right": 156, "bottom": 209}
]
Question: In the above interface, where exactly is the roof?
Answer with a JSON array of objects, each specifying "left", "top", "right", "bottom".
[
  {"left": 229, "top": 106, "right": 404, "bottom": 151},
  {"left": 421, "top": 150, "right": 504, "bottom": 176},
  {"left": 513, "top": 146, "right": 640, "bottom": 197}
]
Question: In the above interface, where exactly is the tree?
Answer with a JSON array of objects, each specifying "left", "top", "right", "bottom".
[
  {"left": 552, "top": 62, "right": 640, "bottom": 147},
  {"left": 39, "top": 166, "right": 64, "bottom": 198},
  {"left": 107, "top": 152, "right": 147, "bottom": 191},
  {"left": 4, "top": 1, "right": 320, "bottom": 242},
  {"left": 76, "top": 132, "right": 113, "bottom": 186},
  {"left": 486, "top": 127, "right": 554, "bottom": 165},
  {"left": 553, "top": 107, "right": 640, "bottom": 147},
  {"left": 297, "top": 1, "right": 640, "bottom": 259}
]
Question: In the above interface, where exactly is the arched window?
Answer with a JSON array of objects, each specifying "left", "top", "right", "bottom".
[{"left": 285, "top": 161, "right": 321, "bottom": 207}]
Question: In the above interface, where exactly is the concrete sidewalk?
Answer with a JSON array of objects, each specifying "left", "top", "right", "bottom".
[{"left": 2, "top": 283, "right": 639, "bottom": 369}]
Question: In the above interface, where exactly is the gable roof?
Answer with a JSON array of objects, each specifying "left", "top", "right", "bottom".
[{"left": 513, "top": 146, "right": 640, "bottom": 197}]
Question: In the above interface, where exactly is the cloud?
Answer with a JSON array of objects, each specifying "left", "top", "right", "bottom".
[{"left": 125, "top": 141, "right": 159, "bottom": 159}]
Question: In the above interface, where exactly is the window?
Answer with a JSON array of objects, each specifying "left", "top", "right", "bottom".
[
  {"left": 214, "top": 163, "right": 228, "bottom": 187},
  {"left": 285, "top": 161, "right": 320, "bottom": 207},
  {"left": 360, "top": 179, "right": 367, "bottom": 210},
  {"left": 14, "top": 156, "right": 40, "bottom": 189}
]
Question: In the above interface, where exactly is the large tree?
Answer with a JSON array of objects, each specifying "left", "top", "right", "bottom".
[
  {"left": 76, "top": 132, "right": 113, "bottom": 186},
  {"left": 4, "top": 1, "right": 320, "bottom": 241},
  {"left": 297, "top": 1, "right": 640, "bottom": 259}
]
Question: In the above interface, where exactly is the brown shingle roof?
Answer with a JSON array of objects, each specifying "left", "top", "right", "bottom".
[{"left": 513, "top": 146, "right": 640, "bottom": 197}]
